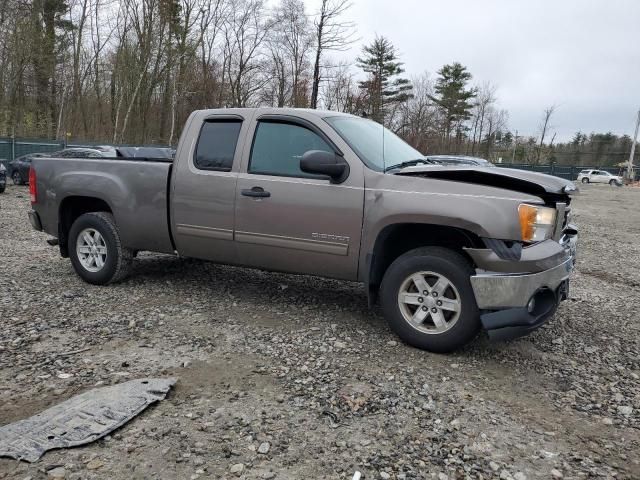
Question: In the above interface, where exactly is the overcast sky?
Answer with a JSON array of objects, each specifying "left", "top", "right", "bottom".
[{"left": 303, "top": 0, "right": 640, "bottom": 141}]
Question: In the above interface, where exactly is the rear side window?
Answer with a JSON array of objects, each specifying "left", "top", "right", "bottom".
[
  {"left": 194, "top": 120, "right": 242, "bottom": 171},
  {"left": 249, "top": 121, "right": 333, "bottom": 177},
  {"left": 580, "top": 170, "right": 590, "bottom": 174}
]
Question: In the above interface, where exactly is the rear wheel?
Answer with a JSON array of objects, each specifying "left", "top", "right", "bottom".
[
  {"left": 12, "top": 171, "right": 22, "bottom": 185},
  {"left": 380, "top": 247, "right": 480, "bottom": 353},
  {"left": 581, "top": 177, "right": 589, "bottom": 184},
  {"left": 69, "top": 212, "right": 133, "bottom": 285}
]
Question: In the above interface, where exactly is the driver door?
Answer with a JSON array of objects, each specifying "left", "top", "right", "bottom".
[{"left": 234, "top": 117, "right": 364, "bottom": 281}]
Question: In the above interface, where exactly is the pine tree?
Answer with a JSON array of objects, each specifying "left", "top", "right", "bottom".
[
  {"left": 429, "top": 62, "right": 476, "bottom": 146},
  {"left": 356, "top": 35, "right": 412, "bottom": 124}
]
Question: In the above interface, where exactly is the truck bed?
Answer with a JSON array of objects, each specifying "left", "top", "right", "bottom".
[{"left": 32, "top": 157, "right": 175, "bottom": 254}]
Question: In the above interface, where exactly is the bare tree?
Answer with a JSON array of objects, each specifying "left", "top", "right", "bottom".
[
  {"left": 536, "top": 104, "right": 556, "bottom": 163},
  {"left": 309, "top": 0, "right": 356, "bottom": 109}
]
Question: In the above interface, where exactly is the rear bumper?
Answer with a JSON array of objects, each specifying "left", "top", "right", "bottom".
[
  {"left": 28, "top": 210, "right": 43, "bottom": 231},
  {"left": 470, "top": 232, "right": 577, "bottom": 340}
]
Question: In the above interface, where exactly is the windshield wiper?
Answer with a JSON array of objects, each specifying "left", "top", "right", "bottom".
[{"left": 384, "top": 158, "right": 433, "bottom": 173}]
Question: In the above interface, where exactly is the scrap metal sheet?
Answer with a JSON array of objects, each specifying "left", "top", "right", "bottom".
[{"left": 0, "top": 377, "right": 176, "bottom": 462}]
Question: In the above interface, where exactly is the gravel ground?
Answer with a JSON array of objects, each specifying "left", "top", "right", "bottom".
[{"left": 0, "top": 184, "right": 639, "bottom": 480}]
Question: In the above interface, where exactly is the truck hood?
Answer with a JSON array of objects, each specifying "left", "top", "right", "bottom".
[{"left": 395, "top": 165, "right": 577, "bottom": 197}]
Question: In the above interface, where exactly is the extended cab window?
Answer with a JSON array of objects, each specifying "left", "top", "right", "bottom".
[
  {"left": 194, "top": 120, "right": 242, "bottom": 171},
  {"left": 249, "top": 121, "right": 332, "bottom": 177}
]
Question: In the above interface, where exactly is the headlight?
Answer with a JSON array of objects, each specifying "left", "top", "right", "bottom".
[{"left": 518, "top": 204, "right": 556, "bottom": 242}]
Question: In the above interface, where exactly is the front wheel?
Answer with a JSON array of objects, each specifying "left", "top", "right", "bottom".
[
  {"left": 69, "top": 212, "right": 133, "bottom": 285},
  {"left": 581, "top": 177, "right": 589, "bottom": 184},
  {"left": 609, "top": 179, "right": 620, "bottom": 187},
  {"left": 380, "top": 247, "right": 480, "bottom": 353}
]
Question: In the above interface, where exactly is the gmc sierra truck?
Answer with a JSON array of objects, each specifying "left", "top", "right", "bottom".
[{"left": 28, "top": 108, "right": 578, "bottom": 352}]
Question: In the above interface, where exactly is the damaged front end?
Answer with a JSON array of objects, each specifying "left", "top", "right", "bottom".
[
  {"left": 466, "top": 214, "right": 578, "bottom": 341},
  {"left": 396, "top": 164, "right": 579, "bottom": 341}
]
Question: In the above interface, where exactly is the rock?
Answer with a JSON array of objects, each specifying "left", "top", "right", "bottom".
[
  {"left": 334, "top": 341, "right": 347, "bottom": 349},
  {"left": 230, "top": 463, "right": 245, "bottom": 475},
  {"left": 514, "top": 473, "right": 527, "bottom": 480},
  {"left": 193, "top": 456, "right": 205, "bottom": 466},
  {"left": 258, "top": 442, "right": 270, "bottom": 454},
  {"left": 86, "top": 459, "right": 104, "bottom": 470},
  {"left": 617, "top": 405, "right": 633, "bottom": 416},
  {"left": 438, "top": 473, "right": 448, "bottom": 480},
  {"left": 380, "top": 472, "right": 391, "bottom": 479},
  {"left": 500, "top": 470, "right": 513, "bottom": 480},
  {"left": 47, "top": 467, "right": 66, "bottom": 479},
  {"left": 551, "top": 469, "right": 563, "bottom": 479},
  {"left": 386, "top": 341, "right": 397, "bottom": 347},
  {"left": 337, "top": 382, "right": 373, "bottom": 411},
  {"left": 489, "top": 461, "right": 500, "bottom": 472}
]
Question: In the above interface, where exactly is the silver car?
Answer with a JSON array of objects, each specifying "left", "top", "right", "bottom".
[{"left": 576, "top": 169, "right": 622, "bottom": 186}]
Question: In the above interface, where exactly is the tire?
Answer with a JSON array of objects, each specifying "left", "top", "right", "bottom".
[
  {"left": 12, "top": 171, "right": 22, "bottom": 185},
  {"left": 609, "top": 179, "right": 621, "bottom": 187},
  {"left": 380, "top": 247, "right": 480, "bottom": 353},
  {"left": 68, "top": 212, "right": 133, "bottom": 285},
  {"left": 581, "top": 177, "right": 589, "bottom": 184},
  {"left": 0, "top": 183, "right": 5, "bottom": 193}
]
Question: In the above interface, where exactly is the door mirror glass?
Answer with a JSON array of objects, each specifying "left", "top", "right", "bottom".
[{"left": 300, "top": 150, "right": 349, "bottom": 183}]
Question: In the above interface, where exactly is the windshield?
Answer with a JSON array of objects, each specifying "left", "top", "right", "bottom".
[{"left": 324, "top": 116, "right": 425, "bottom": 172}]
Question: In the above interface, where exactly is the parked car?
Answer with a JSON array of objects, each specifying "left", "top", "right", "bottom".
[
  {"left": 576, "top": 169, "right": 623, "bottom": 186},
  {"left": 8, "top": 153, "right": 49, "bottom": 185},
  {"left": 425, "top": 155, "right": 495, "bottom": 167},
  {"left": 0, "top": 163, "right": 6, "bottom": 193},
  {"left": 49, "top": 146, "right": 119, "bottom": 158},
  {"left": 27, "top": 108, "right": 578, "bottom": 353}
]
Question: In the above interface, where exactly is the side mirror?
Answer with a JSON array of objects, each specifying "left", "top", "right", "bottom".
[{"left": 300, "top": 150, "right": 349, "bottom": 183}]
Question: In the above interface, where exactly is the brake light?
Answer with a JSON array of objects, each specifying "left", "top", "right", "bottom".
[{"left": 29, "top": 166, "right": 37, "bottom": 204}]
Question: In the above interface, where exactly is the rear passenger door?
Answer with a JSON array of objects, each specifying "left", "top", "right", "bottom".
[{"left": 171, "top": 114, "right": 251, "bottom": 263}]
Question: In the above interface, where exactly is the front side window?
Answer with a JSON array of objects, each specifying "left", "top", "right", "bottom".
[
  {"left": 194, "top": 120, "right": 242, "bottom": 171},
  {"left": 249, "top": 121, "right": 333, "bottom": 177}
]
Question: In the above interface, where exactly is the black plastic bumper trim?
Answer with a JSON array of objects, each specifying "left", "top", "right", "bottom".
[
  {"left": 481, "top": 282, "right": 568, "bottom": 342},
  {"left": 28, "top": 210, "right": 42, "bottom": 231}
]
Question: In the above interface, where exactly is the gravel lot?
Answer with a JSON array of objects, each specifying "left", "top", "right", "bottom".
[{"left": 1, "top": 184, "right": 639, "bottom": 480}]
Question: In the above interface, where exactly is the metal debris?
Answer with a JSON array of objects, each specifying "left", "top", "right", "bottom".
[{"left": 0, "top": 378, "right": 176, "bottom": 462}]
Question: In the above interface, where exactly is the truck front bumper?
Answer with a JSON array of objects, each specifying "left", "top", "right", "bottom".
[{"left": 469, "top": 232, "right": 577, "bottom": 341}]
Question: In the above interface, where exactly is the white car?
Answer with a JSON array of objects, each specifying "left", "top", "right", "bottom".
[{"left": 576, "top": 169, "right": 622, "bottom": 186}]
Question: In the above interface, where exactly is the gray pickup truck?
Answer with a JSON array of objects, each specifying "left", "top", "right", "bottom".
[{"left": 28, "top": 108, "right": 578, "bottom": 352}]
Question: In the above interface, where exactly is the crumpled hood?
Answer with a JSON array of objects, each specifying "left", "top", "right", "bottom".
[{"left": 395, "top": 165, "right": 577, "bottom": 196}]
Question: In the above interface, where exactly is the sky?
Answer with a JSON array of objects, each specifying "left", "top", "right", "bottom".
[{"left": 303, "top": 0, "right": 640, "bottom": 141}]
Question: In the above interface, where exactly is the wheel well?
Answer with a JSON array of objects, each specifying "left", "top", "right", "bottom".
[
  {"left": 58, "top": 196, "right": 112, "bottom": 257},
  {"left": 367, "top": 223, "right": 483, "bottom": 302}
]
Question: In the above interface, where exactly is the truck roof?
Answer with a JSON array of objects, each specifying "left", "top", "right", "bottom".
[{"left": 193, "top": 107, "right": 357, "bottom": 120}]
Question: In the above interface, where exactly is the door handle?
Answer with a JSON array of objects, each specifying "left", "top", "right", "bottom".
[{"left": 241, "top": 186, "right": 271, "bottom": 198}]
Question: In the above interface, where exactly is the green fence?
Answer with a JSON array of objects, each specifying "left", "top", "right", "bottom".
[
  {"left": 0, "top": 138, "right": 66, "bottom": 166},
  {"left": 0, "top": 137, "right": 171, "bottom": 169},
  {"left": 496, "top": 162, "right": 635, "bottom": 181}
]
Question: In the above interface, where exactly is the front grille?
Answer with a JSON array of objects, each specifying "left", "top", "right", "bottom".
[
  {"left": 563, "top": 207, "right": 571, "bottom": 230},
  {"left": 553, "top": 203, "right": 567, "bottom": 240}
]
